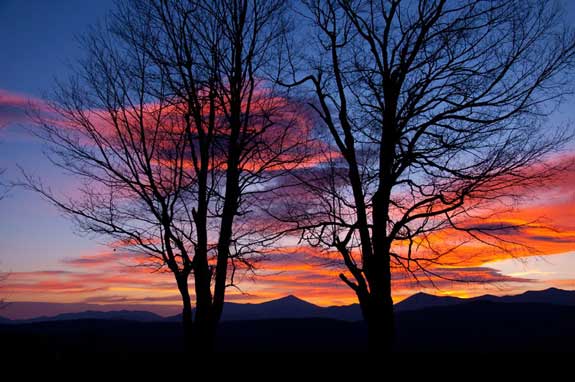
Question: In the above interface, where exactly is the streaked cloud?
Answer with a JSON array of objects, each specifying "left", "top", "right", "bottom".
[{"left": 0, "top": 89, "right": 48, "bottom": 128}]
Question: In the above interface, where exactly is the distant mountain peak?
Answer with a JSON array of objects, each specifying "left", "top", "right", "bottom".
[
  {"left": 263, "top": 294, "right": 315, "bottom": 306},
  {"left": 280, "top": 294, "right": 305, "bottom": 302},
  {"left": 539, "top": 287, "right": 564, "bottom": 294},
  {"left": 409, "top": 292, "right": 436, "bottom": 298},
  {"left": 396, "top": 292, "right": 464, "bottom": 312},
  {"left": 519, "top": 287, "right": 564, "bottom": 295},
  {"left": 402, "top": 291, "right": 461, "bottom": 302}
]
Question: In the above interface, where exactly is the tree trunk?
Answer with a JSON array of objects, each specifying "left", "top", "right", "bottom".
[
  {"left": 213, "top": 169, "right": 238, "bottom": 322},
  {"left": 176, "top": 273, "right": 194, "bottom": 351},
  {"left": 361, "top": 248, "right": 395, "bottom": 351},
  {"left": 368, "top": 178, "right": 395, "bottom": 351},
  {"left": 361, "top": 294, "right": 395, "bottom": 352},
  {"left": 193, "top": 316, "right": 218, "bottom": 352},
  {"left": 176, "top": 272, "right": 218, "bottom": 352}
]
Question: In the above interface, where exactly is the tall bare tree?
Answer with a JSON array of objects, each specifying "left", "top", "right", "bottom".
[
  {"left": 277, "top": 0, "right": 575, "bottom": 351},
  {"left": 25, "top": 0, "right": 303, "bottom": 350}
]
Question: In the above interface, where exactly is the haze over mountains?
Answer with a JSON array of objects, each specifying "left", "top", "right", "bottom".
[{"left": 2, "top": 287, "right": 574, "bottom": 323}]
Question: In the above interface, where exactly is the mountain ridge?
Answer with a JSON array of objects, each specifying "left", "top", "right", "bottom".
[{"left": 2, "top": 287, "right": 574, "bottom": 323}]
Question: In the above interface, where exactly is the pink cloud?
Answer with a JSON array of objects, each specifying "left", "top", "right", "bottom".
[{"left": 0, "top": 89, "right": 48, "bottom": 128}]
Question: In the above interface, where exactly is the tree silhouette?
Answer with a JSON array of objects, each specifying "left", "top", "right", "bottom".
[
  {"left": 276, "top": 0, "right": 575, "bottom": 351},
  {"left": 24, "top": 0, "right": 303, "bottom": 351}
]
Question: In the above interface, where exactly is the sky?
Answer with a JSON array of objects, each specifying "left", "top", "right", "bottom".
[{"left": 1, "top": 0, "right": 575, "bottom": 317}]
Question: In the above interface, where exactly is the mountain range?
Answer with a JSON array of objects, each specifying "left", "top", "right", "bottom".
[{"left": 2, "top": 287, "right": 574, "bottom": 323}]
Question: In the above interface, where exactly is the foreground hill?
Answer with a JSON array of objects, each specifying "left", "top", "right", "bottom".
[{"left": 2, "top": 300, "right": 575, "bottom": 354}]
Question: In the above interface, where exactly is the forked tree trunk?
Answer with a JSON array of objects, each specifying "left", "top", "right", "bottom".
[{"left": 176, "top": 271, "right": 216, "bottom": 353}]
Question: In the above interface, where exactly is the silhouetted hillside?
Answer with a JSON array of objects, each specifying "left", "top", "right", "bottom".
[
  {"left": 395, "top": 292, "right": 464, "bottom": 311},
  {"left": 2, "top": 299, "right": 575, "bottom": 354},
  {"left": 395, "top": 287, "right": 575, "bottom": 312},
  {"left": 24, "top": 310, "right": 164, "bottom": 323},
  {"left": 479, "top": 287, "right": 575, "bottom": 305},
  {"left": 166, "top": 295, "right": 363, "bottom": 322},
  {"left": 0, "top": 301, "right": 180, "bottom": 320},
  {"left": 2, "top": 288, "right": 575, "bottom": 324},
  {"left": 199, "top": 295, "right": 326, "bottom": 321}
]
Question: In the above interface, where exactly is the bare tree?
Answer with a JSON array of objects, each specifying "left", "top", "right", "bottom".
[
  {"left": 25, "top": 0, "right": 303, "bottom": 350},
  {"left": 277, "top": 0, "right": 575, "bottom": 351}
]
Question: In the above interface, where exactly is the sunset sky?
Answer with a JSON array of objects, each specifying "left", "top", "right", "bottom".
[{"left": 1, "top": 0, "right": 575, "bottom": 317}]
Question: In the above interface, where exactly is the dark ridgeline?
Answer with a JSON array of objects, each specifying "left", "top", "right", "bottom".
[
  {"left": 274, "top": 0, "right": 575, "bottom": 351},
  {"left": 2, "top": 287, "right": 575, "bottom": 323},
  {"left": 2, "top": 289, "right": 575, "bottom": 354},
  {"left": 17, "top": 0, "right": 575, "bottom": 353}
]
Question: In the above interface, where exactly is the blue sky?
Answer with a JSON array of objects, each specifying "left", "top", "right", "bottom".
[
  {"left": 0, "top": 0, "right": 115, "bottom": 95},
  {"left": 0, "top": 0, "right": 116, "bottom": 271}
]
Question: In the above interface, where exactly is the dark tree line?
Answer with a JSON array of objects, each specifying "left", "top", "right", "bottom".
[{"left": 24, "top": 0, "right": 575, "bottom": 352}]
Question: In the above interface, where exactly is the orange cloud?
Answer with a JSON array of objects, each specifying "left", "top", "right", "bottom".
[
  {"left": 382, "top": 155, "right": 575, "bottom": 269},
  {"left": 3, "top": 267, "right": 176, "bottom": 304}
]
